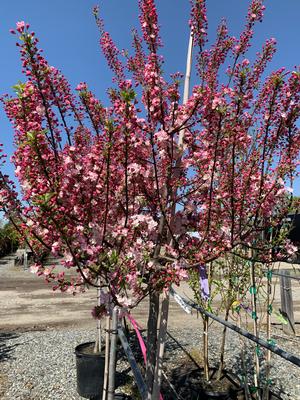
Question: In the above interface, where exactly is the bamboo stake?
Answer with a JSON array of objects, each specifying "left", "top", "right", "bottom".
[
  {"left": 202, "top": 261, "right": 211, "bottom": 381},
  {"left": 264, "top": 227, "right": 273, "bottom": 400},
  {"left": 250, "top": 254, "right": 260, "bottom": 398},
  {"left": 263, "top": 267, "right": 272, "bottom": 400},
  {"left": 203, "top": 314, "right": 209, "bottom": 381},
  {"left": 217, "top": 256, "right": 232, "bottom": 380}
]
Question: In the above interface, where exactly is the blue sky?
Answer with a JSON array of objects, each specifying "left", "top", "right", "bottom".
[{"left": 1, "top": 0, "right": 300, "bottom": 191}]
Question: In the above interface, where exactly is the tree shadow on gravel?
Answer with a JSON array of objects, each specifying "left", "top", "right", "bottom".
[
  {"left": 0, "top": 332, "right": 20, "bottom": 362},
  {"left": 162, "top": 344, "right": 287, "bottom": 400},
  {"left": 116, "top": 329, "right": 288, "bottom": 400}
]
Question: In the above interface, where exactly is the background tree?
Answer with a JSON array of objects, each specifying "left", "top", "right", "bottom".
[{"left": 0, "top": 220, "right": 19, "bottom": 256}]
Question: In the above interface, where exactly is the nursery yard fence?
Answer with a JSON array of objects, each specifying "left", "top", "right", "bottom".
[{"left": 268, "top": 269, "right": 300, "bottom": 335}]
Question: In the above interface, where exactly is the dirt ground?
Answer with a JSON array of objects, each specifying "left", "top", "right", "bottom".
[
  {"left": 0, "top": 255, "right": 202, "bottom": 332},
  {"left": 0, "top": 254, "right": 300, "bottom": 335}
]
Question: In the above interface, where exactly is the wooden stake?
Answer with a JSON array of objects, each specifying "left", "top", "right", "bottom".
[
  {"left": 203, "top": 314, "right": 209, "bottom": 381},
  {"left": 250, "top": 256, "right": 260, "bottom": 397}
]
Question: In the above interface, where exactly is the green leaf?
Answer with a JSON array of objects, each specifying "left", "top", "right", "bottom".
[
  {"left": 274, "top": 310, "right": 288, "bottom": 324},
  {"left": 120, "top": 89, "right": 136, "bottom": 104},
  {"left": 12, "top": 81, "right": 27, "bottom": 98},
  {"left": 26, "top": 129, "right": 47, "bottom": 144}
]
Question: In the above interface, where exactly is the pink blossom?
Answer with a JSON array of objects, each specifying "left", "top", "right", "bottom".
[{"left": 16, "top": 21, "right": 26, "bottom": 31}]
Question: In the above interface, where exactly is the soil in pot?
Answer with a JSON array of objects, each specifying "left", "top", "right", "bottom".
[{"left": 165, "top": 361, "right": 242, "bottom": 399}]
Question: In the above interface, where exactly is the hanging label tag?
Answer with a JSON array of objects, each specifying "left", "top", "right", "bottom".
[{"left": 199, "top": 264, "right": 210, "bottom": 301}]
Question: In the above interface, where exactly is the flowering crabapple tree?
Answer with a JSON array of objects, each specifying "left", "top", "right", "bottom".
[{"left": 0, "top": 0, "right": 300, "bottom": 398}]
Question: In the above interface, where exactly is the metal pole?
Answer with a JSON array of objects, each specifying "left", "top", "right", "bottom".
[
  {"left": 117, "top": 326, "right": 148, "bottom": 400},
  {"left": 102, "top": 315, "right": 111, "bottom": 400},
  {"left": 107, "top": 307, "right": 118, "bottom": 400},
  {"left": 171, "top": 289, "right": 300, "bottom": 367}
]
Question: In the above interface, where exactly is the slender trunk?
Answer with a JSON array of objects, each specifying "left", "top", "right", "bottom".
[
  {"left": 217, "top": 257, "right": 233, "bottom": 380},
  {"left": 102, "top": 315, "right": 111, "bottom": 400},
  {"left": 203, "top": 315, "right": 209, "bottom": 381},
  {"left": 146, "top": 291, "right": 160, "bottom": 400},
  {"left": 239, "top": 308, "right": 250, "bottom": 400},
  {"left": 152, "top": 291, "right": 170, "bottom": 400},
  {"left": 216, "top": 307, "right": 230, "bottom": 380}
]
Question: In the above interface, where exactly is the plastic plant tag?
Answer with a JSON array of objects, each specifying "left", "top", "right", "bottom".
[
  {"left": 169, "top": 287, "right": 192, "bottom": 314},
  {"left": 199, "top": 264, "right": 210, "bottom": 301}
]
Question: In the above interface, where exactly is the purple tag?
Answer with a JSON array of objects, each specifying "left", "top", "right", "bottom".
[
  {"left": 241, "top": 303, "right": 252, "bottom": 315},
  {"left": 199, "top": 264, "right": 210, "bottom": 301}
]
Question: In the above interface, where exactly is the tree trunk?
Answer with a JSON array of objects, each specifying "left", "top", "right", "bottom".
[{"left": 217, "top": 307, "right": 230, "bottom": 380}]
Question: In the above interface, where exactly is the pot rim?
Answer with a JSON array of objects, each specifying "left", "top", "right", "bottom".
[{"left": 75, "top": 341, "right": 105, "bottom": 357}]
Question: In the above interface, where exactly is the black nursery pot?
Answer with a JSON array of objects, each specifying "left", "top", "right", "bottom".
[
  {"left": 201, "top": 368, "right": 243, "bottom": 400},
  {"left": 193, "top": 367, "right": 242, "bottom": 400},
  {"left": 75, "top": 341, "right": 105, "bottom": 399}
]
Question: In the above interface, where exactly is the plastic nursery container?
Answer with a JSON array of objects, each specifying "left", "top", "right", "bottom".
[{"left": 75, "top": 341, "right": 105, "bottom": 399}]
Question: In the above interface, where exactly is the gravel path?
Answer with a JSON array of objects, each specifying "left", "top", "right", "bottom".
[
  {"left": 0, "top": 255, "right": 299, "bottom": 399},
  {"left": 0, "top": 324, "right": 299, "bottom": 400}
]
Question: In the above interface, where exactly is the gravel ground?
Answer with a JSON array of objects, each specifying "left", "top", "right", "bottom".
[{"left": 0, "top": 324, "right": 299, "bottom": 400}]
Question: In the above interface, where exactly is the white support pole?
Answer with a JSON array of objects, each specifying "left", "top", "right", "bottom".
[{"left": 107, "top": 307, "right": 118, "bottom": 400}]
